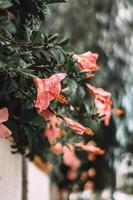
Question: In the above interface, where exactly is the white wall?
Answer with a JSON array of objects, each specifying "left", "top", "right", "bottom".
[
  {"left": 0, "top": 139, "right": 51, "bottom": 200},
  {"left": 27, "top": 161, "right": 50, "bottom": 200},
  {"left": 0, "top": 139, "right": 22, "bottom": 200}
]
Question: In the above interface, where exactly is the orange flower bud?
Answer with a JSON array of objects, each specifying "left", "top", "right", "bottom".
[
  {"left": 87, "top": 168, "right": 96, "bottom": 178},
  {"left": 86, "top": 73, "right": 94, "bottom": 79},
  {"left": 55, "top": 94, "right": 69, "bottom": 104},
  {"left": 112, "top": 109, "right": 124, "bottom": 116},
  {"left": 59, "top": 130, "right": 68, "bottom": 136},
  {"left": 84, "top": 127, "right": 94, "bottom": 136}
]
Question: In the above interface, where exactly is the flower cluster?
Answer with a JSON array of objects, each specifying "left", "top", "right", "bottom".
[
  {"left": 31, "top": 50, "right": 112, "bottom": 190},
  {"left": 0, "top": 0, "right": 116, "bottom": 192}
]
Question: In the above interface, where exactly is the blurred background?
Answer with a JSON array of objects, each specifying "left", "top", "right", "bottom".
[{"left": 46, "top": 0, "right": 133, "bottom": 199}]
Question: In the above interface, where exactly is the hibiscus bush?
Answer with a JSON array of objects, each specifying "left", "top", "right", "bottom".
[{"left": 0, "top": 0, "right": 119, "bottom": 193}]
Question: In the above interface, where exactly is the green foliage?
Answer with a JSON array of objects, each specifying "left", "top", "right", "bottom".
[
  {"left": 46, "top": 0, "right": 66, "bottom": 4},
  {"left": 0, "top": 0, "right": 113, "bottom": 194},
  {"left": 0, "top": 0, "right": 12, "bottom": 9}
]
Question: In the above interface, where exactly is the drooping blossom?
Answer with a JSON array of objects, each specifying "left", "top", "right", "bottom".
[
  {"left": 0, "top": 107, "right": 12, "bottom": 138},
  {"left": 73, "top": 51, "right": 100, "bottom": 72},
  {"left": 41, "top": 109, "right": 62, "bottom": 125},
  {"left": 76, "top": 141, "right": 105, "bottom": 155},
  {"left": 40, "top": 109, "right": 55, "bottom": 121},
  {"left": 34, "top": 73, "right": 66, "bottom": 112},
  {"left": 63, "top": 144, "right": 80, "bottom": 169},
  {"left": 86, "top": 84, "right": 112, "bottom": 126},
  {"left": 45, "top": 123, "right": 61, "bottom": 145},
  {"left": 64, "top": 117, "right": 94, "bottom": 136},
  {"left": 41, "top": 109, "right": 63, "bottom": 145},
  {"left": 82, "top": 141, "right": 105, "bottom": 155}
]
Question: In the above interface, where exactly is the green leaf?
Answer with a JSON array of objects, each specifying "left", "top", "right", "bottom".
[
  {"left": 31, "top": 31, "right": 44, "bottom": 44},
  {"left": 56, "top": 36, "right": 69, "bottom": 46},
  {"left": 63, "top": 44, "right": 75, "bottom": 54},
  {"left": 67, "top": 78, "right": 78, "bottom": 96},
  {"left": 45, "top": 0, "right": 66, "bottom": 5},
  {"left": 0, "top": 0, "right": 12, "bottom": 9},
  {"left": 19, "top": 69, "right": 36, "bottom": 78},
  {"left": 0, "top": 16, "right": 16, "bottom": 33}
]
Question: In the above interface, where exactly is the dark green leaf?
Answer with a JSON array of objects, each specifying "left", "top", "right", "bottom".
[
  {"left": 0, "top": 0, "right": 12, "bottom": 9},
  {"left": 45, "top": 0, "right": 66, "bottom": 5}
]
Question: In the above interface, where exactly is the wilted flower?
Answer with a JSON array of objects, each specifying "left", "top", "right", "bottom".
[
  {"left": 45, "top": 123, "right": 61, "bottom": 145},
  {"left": 41, "top": 109, "right": 62, "bottom": 125},
  {"left": 86, "top": 84, "right": 112, "bottom": 126},
  {"left": 63, "top": 144, "right": 80, "bottom": 169},
  {"left": 76, "top": 141, "right": 105, "bottom": 155},
  {"left": 0, "top": 107, "right": 12, "bottom": 138},
  {"left": 34, "top": 73, "right": 66, "bottom": 112},
  {"left": 40, "top": 109, "right": 55, "bottom": 121},
  {"left": 42, "top": 109, "right": 63, "bottom": 145},
  {"left": 82, "top": 141, "right": 105, "bottom": 155},
  {"left": 64, "top": 117, "right": 94, "bottom": 136}
]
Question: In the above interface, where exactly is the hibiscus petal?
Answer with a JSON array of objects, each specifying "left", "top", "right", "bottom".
[
  {"left": 0, "top": 123, "right": 12, "bottom": 138},
  {"left": 0, "top": 107, "right": 9, "bottom": 123},
  {"left": 73, "top": 51, "right": 99, "bottom": 71},
  {"left": 34, "top": 73, "right": 66, "bottom": 112},
  {"left": 64, "top": 117, "right": 85, "bottom": 135}
]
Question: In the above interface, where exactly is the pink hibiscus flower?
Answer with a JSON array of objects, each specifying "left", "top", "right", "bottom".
[
  {"left": 42, "top": 109, "right": 62, "bottom": 145},
  {"left": 45, "top": 123, "right": 61, "bottom": 145},
  {"left": 51, "top": 143, "right": 64, "bottom": 154},
  {"left": 64, "top": 117, "right": 94, "bottom": 135},
  {"left": 41, "top": 109, "right": 62, "bottom": 125},
  {"left": 81, "top": 141, "right": 105, "bottom": 155},
  {"left": 73, "top": 51, "right": 100, "bottom": 72},
  {"left": 63, "top": 144, "right": 80, "bottom": 169},
  {"left": 86, "top": 84, "right": 112, "bottom": 126},
  {"left": 0, "top": 107, "right": 12, "bottom": 138},
  {"left": 34, "top": 73, "right": 66, "bottom": 112}
]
